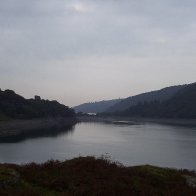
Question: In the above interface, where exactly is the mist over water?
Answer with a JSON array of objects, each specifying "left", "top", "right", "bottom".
[{"left": 0, "top": 122, "right": 196, "bottom": 170}]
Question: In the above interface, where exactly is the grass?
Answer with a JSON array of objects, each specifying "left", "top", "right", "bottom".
[{"left": 0, "top": 156, "right": 196, "bottom": 195}]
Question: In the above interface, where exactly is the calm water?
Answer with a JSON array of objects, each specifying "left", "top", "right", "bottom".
[{"left": 0, "top": 122, "right": 196, "bottom": 169}]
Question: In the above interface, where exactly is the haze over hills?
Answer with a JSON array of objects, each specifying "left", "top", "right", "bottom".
[
  {"left": 74, "top": 99, "right": 122, "bottom": 113},
  {"left": 1, "top": 82, "right": 195, "bottom": 119},
  {"left": 74, "top": 84, "right": 188, "bottom": 114}
]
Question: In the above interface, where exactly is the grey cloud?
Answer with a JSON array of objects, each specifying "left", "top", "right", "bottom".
[
  {"left": 0, "top": 0, "right": 196, "bottom": 105},
  {"left": 1, "top": 0, "right": 196, "bottom": 59}
]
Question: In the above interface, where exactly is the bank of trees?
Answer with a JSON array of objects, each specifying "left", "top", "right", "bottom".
[
  {"left": 0, "top": 89, "right": 75, "bottom": 120},
  {"left": 101, "top": 83, "right": 196, "bottom": 119}
]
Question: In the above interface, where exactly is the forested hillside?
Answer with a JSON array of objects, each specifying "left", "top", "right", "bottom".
[
  {"left": 107, "top": 83, "right": 196, "bottom": 119},
  {"left": 107, "top": 85, "right": 185, "bottom": 113},
  {"left": 74, "top": 99, "right": 122, "bottom": 113},
  {"left": 0, "top": 89, "right": 75, "bottom": 120}
]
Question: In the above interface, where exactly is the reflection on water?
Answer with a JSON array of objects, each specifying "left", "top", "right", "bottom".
[
  {"left": 0, "top": 122, "right": 196, "bottom": 170},
  {"left": 0, "top": 125, "right": 75, "bottom": 143}
]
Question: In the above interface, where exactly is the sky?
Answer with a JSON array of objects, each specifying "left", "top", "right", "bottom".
[{"left": 0, "top": 0, "right": 196, "bottom": 107}]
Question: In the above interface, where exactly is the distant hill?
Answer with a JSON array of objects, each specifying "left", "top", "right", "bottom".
[
  {"left": 74, "top": 99, "right": 122, "bottom": 113},
  {"left": 0, "top": 89, "right": 75, "bottom": 120},
  {"left": 107, "top": 85, "right": 186, "bottom": 113},
  {"left": 158, "top": 82, "right": 196, "bottom": 118},
  {"left": 105, "top": 83, "right": 196, "bottom": 119}
]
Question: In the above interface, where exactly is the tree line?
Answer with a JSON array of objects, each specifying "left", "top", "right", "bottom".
[{"left": 0, "top": 89, "right": 75, "bottom": 120}]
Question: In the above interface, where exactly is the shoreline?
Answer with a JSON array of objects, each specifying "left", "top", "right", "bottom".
[
  {"left": 0, "top": 117, "right": 77, "bottom": 139},
  {"left": 0, "top": 116, "right": 195, "bottom": 140},
  {"left": 77, "top": 116, "right": 196, "bottom": 126}
]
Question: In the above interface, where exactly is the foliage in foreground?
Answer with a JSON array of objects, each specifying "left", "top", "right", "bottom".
[{"left": 0, "top": 156, "right": 196, "bottom": 196}]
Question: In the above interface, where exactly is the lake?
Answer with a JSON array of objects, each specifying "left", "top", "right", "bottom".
[{"left": 0, "top": 121, "right": 196, "bottom": 169}]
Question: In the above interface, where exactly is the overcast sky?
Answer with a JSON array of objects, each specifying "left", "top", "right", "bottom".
[{"left": 0, "top": 0, "right": 196, "bottom": 106}]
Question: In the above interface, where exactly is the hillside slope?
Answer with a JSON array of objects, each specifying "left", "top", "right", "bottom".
[
  {"left": 0, "top": 89, "right": 75, "bottom": 120},
  {"left": 74, "top": 99, "right": 122, "bottom": 113},
  {"left": 107, "top": 85, "right": 186, "bottom": 113},
  {"left": 119, "top": 83, "right": 196, "bottom": 119}
]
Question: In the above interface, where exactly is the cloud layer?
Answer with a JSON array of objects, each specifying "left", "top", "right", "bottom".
[{"left": 0, "top": 0, "right": 196, "bottom": 106}]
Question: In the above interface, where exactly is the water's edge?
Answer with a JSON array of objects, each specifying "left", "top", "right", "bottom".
[
  {"left": 78, "top": 116, "right": 196, "bottom": 126},
  {"left": 0, "top": 117, "right": 77, "bottom": 139}
]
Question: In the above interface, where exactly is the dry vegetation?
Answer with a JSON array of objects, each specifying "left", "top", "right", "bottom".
[{"left": 0, "top": 156, "right": 196, "bottom": 196}]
